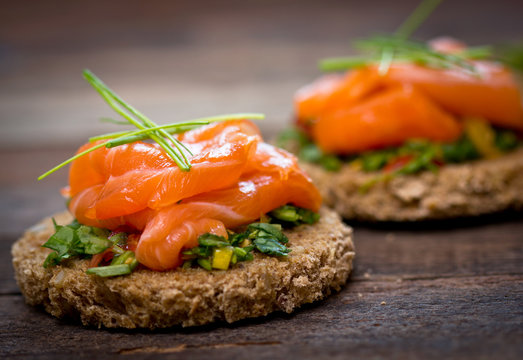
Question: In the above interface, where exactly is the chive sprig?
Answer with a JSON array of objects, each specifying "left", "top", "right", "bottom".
[
  {"left": 37, "top": 69, "right": 265, "bottom": 180},
  {"left": 319, "top": 0, "right": 492, "bottom": 74}
]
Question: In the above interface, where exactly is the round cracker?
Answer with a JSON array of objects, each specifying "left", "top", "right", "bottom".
[
  {"left": 12, "top": 207, "right": 354, "bottom": 328},
  {"left": 303, "top": 148, "right": 523, "bottom": 221}
]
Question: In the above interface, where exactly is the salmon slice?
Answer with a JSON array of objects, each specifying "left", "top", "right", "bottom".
[
  {"left": 294, "top": 68, "right": 384, "bottom": 132},
  {"left": 69, "top": 185, "right": 152, "bottom": 230},
  {"left": 67, "top": 120, "right": 321, "bottom": 271},
  {"left": 294, "top": 40, "right": 523, "bottom": 152},
  {"left": 135, "top": 141, "right": 321, "bottom": 271},
  {"left": 178, "top": 119, "right": 261, "bottom": 144},
  {"left": 136, "top": 217, "right": 228, "bottom": 271},
  {"left": 136, "top": 170, "right": 321, "bottom": 270},
  {"left": 312, "top": 86, "right": 462, "bottom": 154},
  {"left": 68, "top": 121, "right": 260, "bottom": 220},
  {"left": 382, "top": 63, "right": 523, "bottom": 130}
]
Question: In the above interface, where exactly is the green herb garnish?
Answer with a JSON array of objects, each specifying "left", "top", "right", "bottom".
[
  {"left": 319, "top": 0, "right": 492, "bottom": 75},
  {"left": 182, "top": 222, "right": 288, "bottom": 271},
  {"left": 86, "top": 264, "right": 135, "bottom": 277},
  {"left": 38, "top": 69, "right": 265, "bottom": 180},
  {"left": 42, "top": 220, "right": 140, "bottom": 278},
  {"left": 441, "top": 136, "right": 480, "bottom": 163},
  {"left": 42, "top": 219, "right": 113, "bottom": 267},
  {"left": 269, "top": 205, "right": 320, "bottom": 226},
  {"left": 357, "top": 125, "right": 521, "bottom": 192},
  {"left": 182, "top": 204, "right": 319, "bottom": 271},
  {"left": 495, "top": 43, "right": 523, "bottom": 73},
  {"left": 252, "top": 238, "right": 290, "bottom": 257},
  {"left": 44, "top": 205, "right": 319, "bottom": 274},
  {"left": 495, "top": 130, "right": 519, "bottom": 151}
]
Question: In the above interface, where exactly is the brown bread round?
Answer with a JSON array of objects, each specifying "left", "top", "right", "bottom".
[
  {"left": 12, "top": 207, "right": 354, "bottom": 329},
  {"left": 303, "top": 148, "right": 523, "bottom": 221}
]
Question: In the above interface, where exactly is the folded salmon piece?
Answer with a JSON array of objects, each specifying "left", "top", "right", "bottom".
[
  {"left": 381, "top": 63, "right": 523, "bottom": 130},
  {"left": 294, "top": 68, "right": 384, "bottom": 133},
  {"left": 294, "top": 39, "right": 523, "bottom": 154},
  {"left": 68, "top": 120, "right": 261, "bottom": 219},
  {"left": 312, "top": 86, "right": 462, "bottom": 154},
  {"left": 68, "top": 120, "right": 321, "bottom": 270}
]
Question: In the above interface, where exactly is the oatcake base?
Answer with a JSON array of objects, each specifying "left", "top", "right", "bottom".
[
  {"left": 12, "top": 207, "right": 354, "bottom": 328},
  {"left": 303, "top": 148, "right": 523, "bottom": 221}
]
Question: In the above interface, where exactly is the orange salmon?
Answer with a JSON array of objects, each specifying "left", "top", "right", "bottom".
[
  {"left": 67, "top": 120, "right": 321, "bottom": 270},
  {"left": 382, "top": 62, "right": 523, "bottom": 130},
  {"left": 68, "top": 121, "right": 260, "bottom": 220},
  {"left": 294, "top": 39, "right": 523, "bottom": 154},
  {"left": 313, "top": 86, "right": 462, "bottom": 154}
]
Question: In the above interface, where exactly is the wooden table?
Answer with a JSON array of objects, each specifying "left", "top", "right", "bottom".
[{"left": 1, "top": 1, "right": 522, "bottom": 358}]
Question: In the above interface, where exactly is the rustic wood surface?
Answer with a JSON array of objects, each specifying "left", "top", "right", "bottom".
[{"left": 1, "top": 0, "right": 522, "bottom": 359}]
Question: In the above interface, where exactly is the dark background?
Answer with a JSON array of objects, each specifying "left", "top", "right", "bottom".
[
  {"left": 2, "top": 0, "right": 522, "bottom": 232},
  {"left": 1, "top": 1, "right": 522, "bottom": 359},
  {"left": 2, "top": 0, "right": 523, "bottom": 149}
]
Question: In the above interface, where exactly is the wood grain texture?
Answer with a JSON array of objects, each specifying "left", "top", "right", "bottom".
[
  {"left": 1, "top": 275, "right": 521, "bottom": 359},
  {"left": 1, "top": 0, "right": 523, "bottom": 358}
]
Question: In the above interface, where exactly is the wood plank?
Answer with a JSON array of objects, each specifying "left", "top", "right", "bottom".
[
  {"left": 351, "top": 214, "right": 523, "bottom": 280},
  {"left": 1, "top": 275, "right": 521, "bottom": 359}
]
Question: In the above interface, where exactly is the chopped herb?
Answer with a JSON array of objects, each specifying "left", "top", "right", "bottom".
[
  {"left": 182, "top": 207, "right": 320, "bottom": 271},
  {"left": 45, "top": 205, "right": 319, "bottom": 274},
  {"left": 361, "top": 150, "right": 395, "bottom": 172},
  {"left": 247, "top": 222, "right": 287, "bottom": 242},
  {"left": 269, "top": 205, "right": 320, "bottom": 226},
  {"left": 86, "top": 264, "right": 132, "bottom": 277},
  {"left": 253, "top": 238, "right": 291, "bottom": 257},
  {"left": 495, "top": 43, "right": 523, "bottom": 73},
  {"left": 108, "top": 232, "right": 129, "bottom": 247},
  {"left": 319, "top": 154, "right": 343, "bottom": 171},
  {"left": 441, "top": 136, "right": 479, "bottom": 163},
  {"left": 43, "top": 252, "right": 61, "bottom": 269},
  {"left": 110, "top": 250, "right": 135, "bottom": 265},
  {"left": 76, "top": 226, "right": 112, "bottom": 254},
  {"left": 299, "top": 143, "right": 323, "bottom": 163},
  {"left": 229, "top": 231, "right": 248, "bottom": 247},
  {"left": 197, "top": 258, "right": 213, "bottom": 271},
  {"left": 495, "top": 130, "right": 519, "bottom": 151},
  {"left": 42, "top": 220, "right": 140, "bottom": 278},
  {"left": 276, "top": 127, "right": 310, "bottom": 153},
  {"left": 42, "top": 220, "right": 113, "bottom": 267},
  {"left": 198, "top": 233, "right": 231, "bottom": 248}
]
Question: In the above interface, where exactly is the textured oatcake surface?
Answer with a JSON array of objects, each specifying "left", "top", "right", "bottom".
[
  {"left": 12, "top": 207, "right": 354, "bottom": 329},
  {"left": 303, "top": 147, "right": 523, "bottom": 221}
]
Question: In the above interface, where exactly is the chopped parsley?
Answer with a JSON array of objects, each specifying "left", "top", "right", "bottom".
[
  {"left": 42, "top": 205, "right": 320, "bottom": 275},
  {"left": 278, "top": 124, "right": 521, "bottom": 177},
  {"left": 182, "top": 205, "right": 319, "bottom": 271}
]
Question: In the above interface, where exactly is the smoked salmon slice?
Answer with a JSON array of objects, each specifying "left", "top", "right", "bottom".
[
  {"left": 68, "top": 121, "right": 260, "bottom": 220},
  {"left": 294, "top": 39, "right": 523, "bottom": 154},
  {"left": 312, "top": 86, "right": 462, "bottom": 154},
  {"left": 67, "top": 120, "right": 321, "bottom": 271},
  {"left": 294, "top": 68, "right": 384, "bottom": 133},
  {"left": 136, "top": 171, "right": 320, "bottom": 270},
  {"left": 381, "top": 63, "right": 523, "bottom": 130}
]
